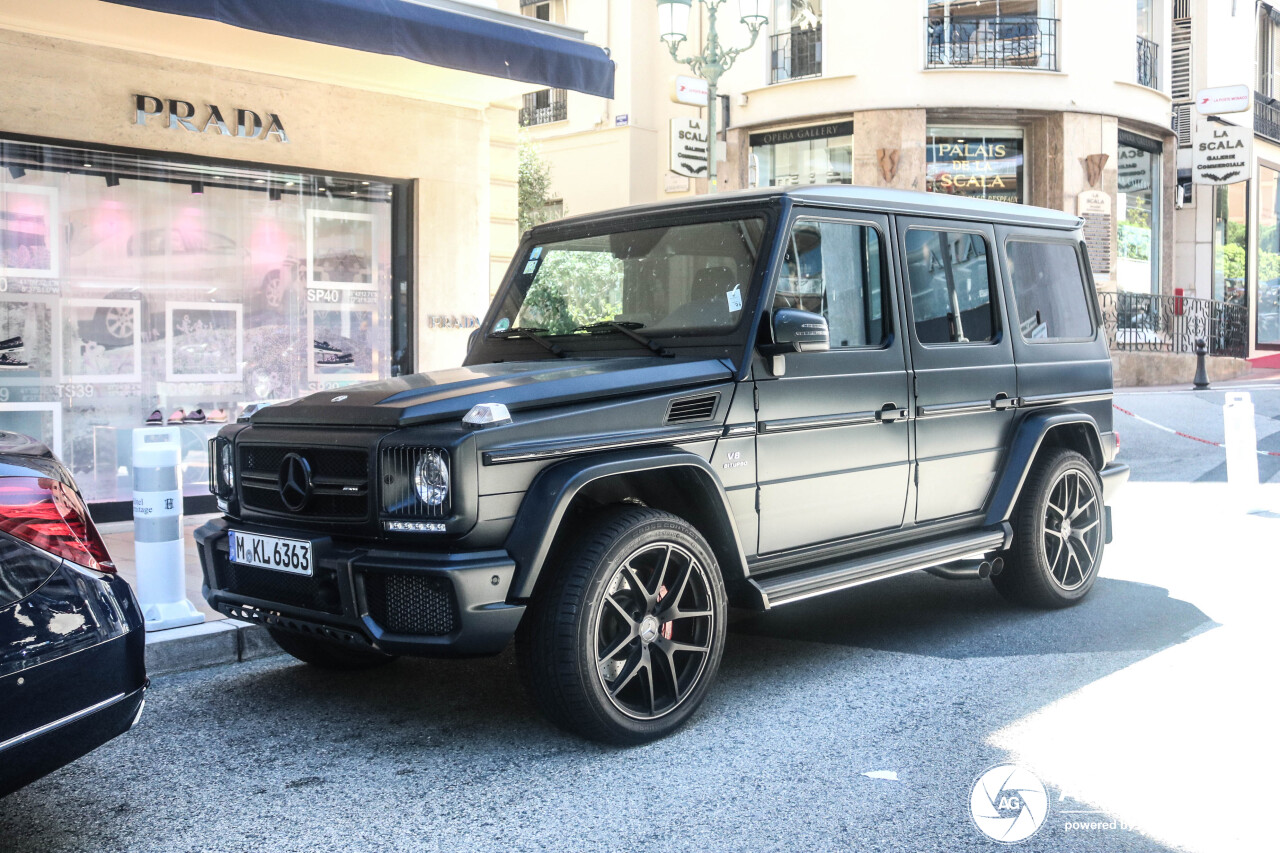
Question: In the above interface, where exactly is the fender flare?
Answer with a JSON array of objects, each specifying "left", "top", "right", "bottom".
[
  {"left": 503, "top": 447, "right": 753, "bottom": 602},
  {"left": 983, "top": 410, "right": 1104, "bottom": 527}
]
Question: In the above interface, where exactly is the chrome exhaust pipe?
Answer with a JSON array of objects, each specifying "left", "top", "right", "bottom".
[
  {"left": 989, "top": 556, "right": 1004, "bottom": 577},
  {"left": 926, "top": 559, "right": 992, "bottom": 580}
]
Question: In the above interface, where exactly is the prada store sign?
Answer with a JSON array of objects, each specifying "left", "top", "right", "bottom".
[{"left": 133, "top": 94, "right": 289, "bottom": 143}]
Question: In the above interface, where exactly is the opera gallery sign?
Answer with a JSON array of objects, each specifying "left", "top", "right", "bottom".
[
  {"left": 133, "top": 94, "right": 289, "bottom": 143},
  {"left": 1192, "top": 123, "right": 1249, "bottom": 186}
]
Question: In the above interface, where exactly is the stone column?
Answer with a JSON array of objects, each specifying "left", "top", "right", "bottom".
[{"left": 852, "top": 109, "right": 927, "bottom": 192}]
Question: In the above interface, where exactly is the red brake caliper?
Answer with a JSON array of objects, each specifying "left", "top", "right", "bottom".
[{"left": 658, "top": 585, "right": 673, "bottom": 640}]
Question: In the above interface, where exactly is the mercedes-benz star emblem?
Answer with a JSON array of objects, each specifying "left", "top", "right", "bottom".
[{"left": 278, "top": 452, "right": 313, "bottom": 512}]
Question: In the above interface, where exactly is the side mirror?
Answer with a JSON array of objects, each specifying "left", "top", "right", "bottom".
[{"left": 771, "top": 308, "right": 829, "bottom": 353}]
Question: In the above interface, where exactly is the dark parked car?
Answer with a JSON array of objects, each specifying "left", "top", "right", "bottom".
[
  {"left": 0, "top": 432, "right": 146, "bottom": 797},
  {"left": 198, "top": 186, "right": 1128, "bottom": 744}
]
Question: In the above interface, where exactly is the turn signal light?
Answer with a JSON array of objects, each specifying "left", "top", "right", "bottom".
[{"left": 0, "top": 477, "right": 116, "bottom": 573}]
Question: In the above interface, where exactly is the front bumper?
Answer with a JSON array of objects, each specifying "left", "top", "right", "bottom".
[{"left": 194, "top": 518, "right": 525, "bottom": 657}]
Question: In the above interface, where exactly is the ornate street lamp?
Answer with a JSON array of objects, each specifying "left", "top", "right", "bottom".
[{"left": 657, "top": 0, "right": 768, "bottom": 192}]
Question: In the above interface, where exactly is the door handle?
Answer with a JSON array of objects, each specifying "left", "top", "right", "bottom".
[
  {"left": 876, "top": 403, "right": 907, "bottom": 423},
  {"left": 991, "top": 393, "right": 1017, "bottom": 411}
]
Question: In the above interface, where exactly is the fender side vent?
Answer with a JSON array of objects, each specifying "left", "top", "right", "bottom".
[{"left": 666, "top": 393, "right": 720, "bottom": 424}]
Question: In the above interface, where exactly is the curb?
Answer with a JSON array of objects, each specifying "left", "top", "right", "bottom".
[{"left": 144, "top": 619, "right": 284, "bottom": 676}]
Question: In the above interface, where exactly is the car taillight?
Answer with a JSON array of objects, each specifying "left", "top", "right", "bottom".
[{"left": 0, "top": 476, "right": 115, "bottom": 573}]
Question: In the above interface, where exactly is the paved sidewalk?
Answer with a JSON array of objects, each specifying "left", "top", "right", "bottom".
[
  {"left": 1116, "top": 366, "right": 1280, "bottom": 394},
  {"left": 97, "top": 513, "right": 223, "bottom": 622}
]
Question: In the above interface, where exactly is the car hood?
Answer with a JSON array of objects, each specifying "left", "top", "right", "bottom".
[{"left": 250, "top": 357, "right": 736, "bottom": 428}]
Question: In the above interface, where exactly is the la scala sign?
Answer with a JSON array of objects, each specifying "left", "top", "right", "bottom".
[{"left": 1192, "top": 123, "right": 1250, "bottom": 185}]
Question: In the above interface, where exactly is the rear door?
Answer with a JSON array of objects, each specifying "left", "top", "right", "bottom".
[
  {"left": 997, "top": 227, "right": 1113, "bottom": 424},
  {"left": 897, "top": 217, "right": 1017, "bottom": 523},
  {"left": 755, "top": 211, "right": 912, "bottom": 554}
]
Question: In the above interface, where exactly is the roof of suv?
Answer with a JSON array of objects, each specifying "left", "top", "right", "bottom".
[{"left": 532, "top": 184, "right": 1083, "bottom": 236}]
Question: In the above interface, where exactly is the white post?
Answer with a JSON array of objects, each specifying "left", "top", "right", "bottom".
[
  {"left": 1223, "top": 393, "right": 1262, "bottom": 512},
  {"left": 132, "top": 427, "right": 203, "bottom": 631}
]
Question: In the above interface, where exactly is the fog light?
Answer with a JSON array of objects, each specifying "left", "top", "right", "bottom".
[{"left": 414, "top": 450, "right": 449, "bottom": 507}]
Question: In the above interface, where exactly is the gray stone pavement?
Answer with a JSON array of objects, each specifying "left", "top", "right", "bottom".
[{"left": 3, "top": 477, "right": 1274, "bottom": 853}]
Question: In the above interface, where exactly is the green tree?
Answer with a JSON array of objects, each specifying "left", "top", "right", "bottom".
[{"left": 518, "top": 134, "right": 555, "bottom": 234}]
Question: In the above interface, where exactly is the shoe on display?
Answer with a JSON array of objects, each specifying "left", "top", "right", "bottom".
[
  {"left": 183, "top": 409, "right": 207, "bottom": 424},
  {"left": 313, "top": 339, "right": 343, "bottom": 353},
  {"left": 0, "top": 336, "right": 23, "bottom": 352},
  {"left": 166, "top": 408, "right": 186, "bottom": 424},
  {"left": 0, "top": 352, "right": 29, "bottom": 369},
  {"left": 206, "top": 408, "right": 228, "bottom": 423},
  {"left": 146, "top": 409, "right": 163, "bottom": 425},
  {"left": 315, "top": 352, "right": 354, "bottom": 365}
]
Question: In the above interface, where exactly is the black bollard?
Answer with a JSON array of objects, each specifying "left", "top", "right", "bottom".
[{"left": 1192, "top": 337, "right": 1210, "bottom": 390}]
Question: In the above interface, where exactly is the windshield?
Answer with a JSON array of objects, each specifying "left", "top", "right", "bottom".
[{"left": 490, "top": 217, "right": 767, "bottom": 340}]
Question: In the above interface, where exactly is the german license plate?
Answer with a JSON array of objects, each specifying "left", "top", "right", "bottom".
[{"left": 228, "top": 531, "right": 313, "bottom": 576}]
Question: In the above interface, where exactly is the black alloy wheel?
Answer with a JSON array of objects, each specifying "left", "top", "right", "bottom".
[
  {"left": 517, "top": 506, "right": 727, "bottom": 745},
  {"left": 993, "top": 448, "right": 1105, "bottom": 608},
  {"left": 594, "top": 540, "right": 716, "bottom": 720}
]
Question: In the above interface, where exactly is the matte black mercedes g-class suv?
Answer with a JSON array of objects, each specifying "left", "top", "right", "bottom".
[{"left": 197, "top": 186, "right": 1128, "bottom": 744}]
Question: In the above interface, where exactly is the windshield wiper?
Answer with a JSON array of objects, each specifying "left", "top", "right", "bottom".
[
  {"left": 571, "top": 321, "right": 672, "bottom": 357},
  {"left": 489, "top": 326, "right": 567, "bottom": 358}
]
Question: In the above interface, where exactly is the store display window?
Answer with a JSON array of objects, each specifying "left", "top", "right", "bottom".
[
  {"left": 1259, "top": 164, "right": 1280, "bottom": 347},
  {"left": 1117, "top": 132, "right": 1162, "bottom": 295},
  {"left": 0, "top": 139, "right": 409, "bottom": 507},
  {"left": 749, "top": 122, "right": 852, "bottom": 188}
]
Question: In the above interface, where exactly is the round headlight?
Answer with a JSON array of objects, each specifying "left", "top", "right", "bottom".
[
  {"left": 413, "top": 450, "right": 449, "bottom": 507},
  {"left": 218, "top": 442, "right": 234, "bottom": 491}
]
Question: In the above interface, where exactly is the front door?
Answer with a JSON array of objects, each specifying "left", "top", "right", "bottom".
[
  {"left": 755, "top": 212, "right": 912, "bottom": 555},
  {"left": 897, "top": 217, "right": 1017, "bottom": 523}
]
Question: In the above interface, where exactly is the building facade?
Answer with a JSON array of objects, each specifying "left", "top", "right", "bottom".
[
  {"left": 0, "top": 0, "right": 608, "bottom": 513},
  {"left": 511, "top": 0, "right": 1179, "bottom": 313}
]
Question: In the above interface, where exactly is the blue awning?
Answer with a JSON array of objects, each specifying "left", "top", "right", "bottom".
[{"left": 100, "top": 0, "right": 615, "bottom": 98}]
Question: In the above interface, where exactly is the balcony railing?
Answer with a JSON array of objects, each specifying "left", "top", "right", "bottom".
[
  {"left": 1257, "top": 92, "right": 1280, "bottom": 143},
  {"left": 519, "top": 89, "right": 567, "bottom": 127},
  {"left": 770, "top": 26, "right": 823, "bottom": 83},
  {"left": 1136, "top": 36, "right": 1160, "bottom": 89},
  {"left": 925, "top": 16, "right": 1058, "bottom": 70},
  {"left": 1099, "top": 292, "right": 1248, "bottom": 359}
]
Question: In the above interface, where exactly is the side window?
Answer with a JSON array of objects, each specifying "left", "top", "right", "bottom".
[
  {"left": 776, "top": 220, "right": 887, "bottom": 348},
  {"left": 1005, "top": 239, "right": 1096, "bottom": 340},
  {"left": 904, "top": 228, "right": 998, "bottom": 344}
]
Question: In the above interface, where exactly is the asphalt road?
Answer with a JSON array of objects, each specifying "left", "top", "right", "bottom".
[
  {"left": 3, "top": 389, "right": 1275, "bottom": 853},
  {"left": 1113, "top": 384, "right": 1280, "bottom": 483}
]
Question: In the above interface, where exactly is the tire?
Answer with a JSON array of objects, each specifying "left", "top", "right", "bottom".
[
  {"left": 516, "top": 506, "right": 727, "bottom": 745},
  {"left": 992, "top": 448, "right": 1106, "bottom": 609},
  {"left": 267, "top": 627, "right": 398, "bottom": 671}
]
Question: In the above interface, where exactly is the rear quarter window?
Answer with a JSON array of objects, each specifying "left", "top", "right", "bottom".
[{"left": 1005, "top": 239, "right": 1095, "bottom": 341}]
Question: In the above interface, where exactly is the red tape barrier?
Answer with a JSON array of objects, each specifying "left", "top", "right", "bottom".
[{"left": 1112, "top": 404, "right": 1280, "bottom": 457}]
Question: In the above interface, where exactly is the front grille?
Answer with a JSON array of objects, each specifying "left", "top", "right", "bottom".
[
  {"left": 214, "top": 548, "right": 343, "bottom": 615},
  {"left": 238, "top": 444, "right": 370, "bottom": 521},
  {"left": 364, "top": 572, "right": 457, "bottom": 636}
]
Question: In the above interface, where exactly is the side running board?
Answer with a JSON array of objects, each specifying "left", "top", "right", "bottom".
[{"left": 749, "top": 525, "right": 1012, "bottom": 609}]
